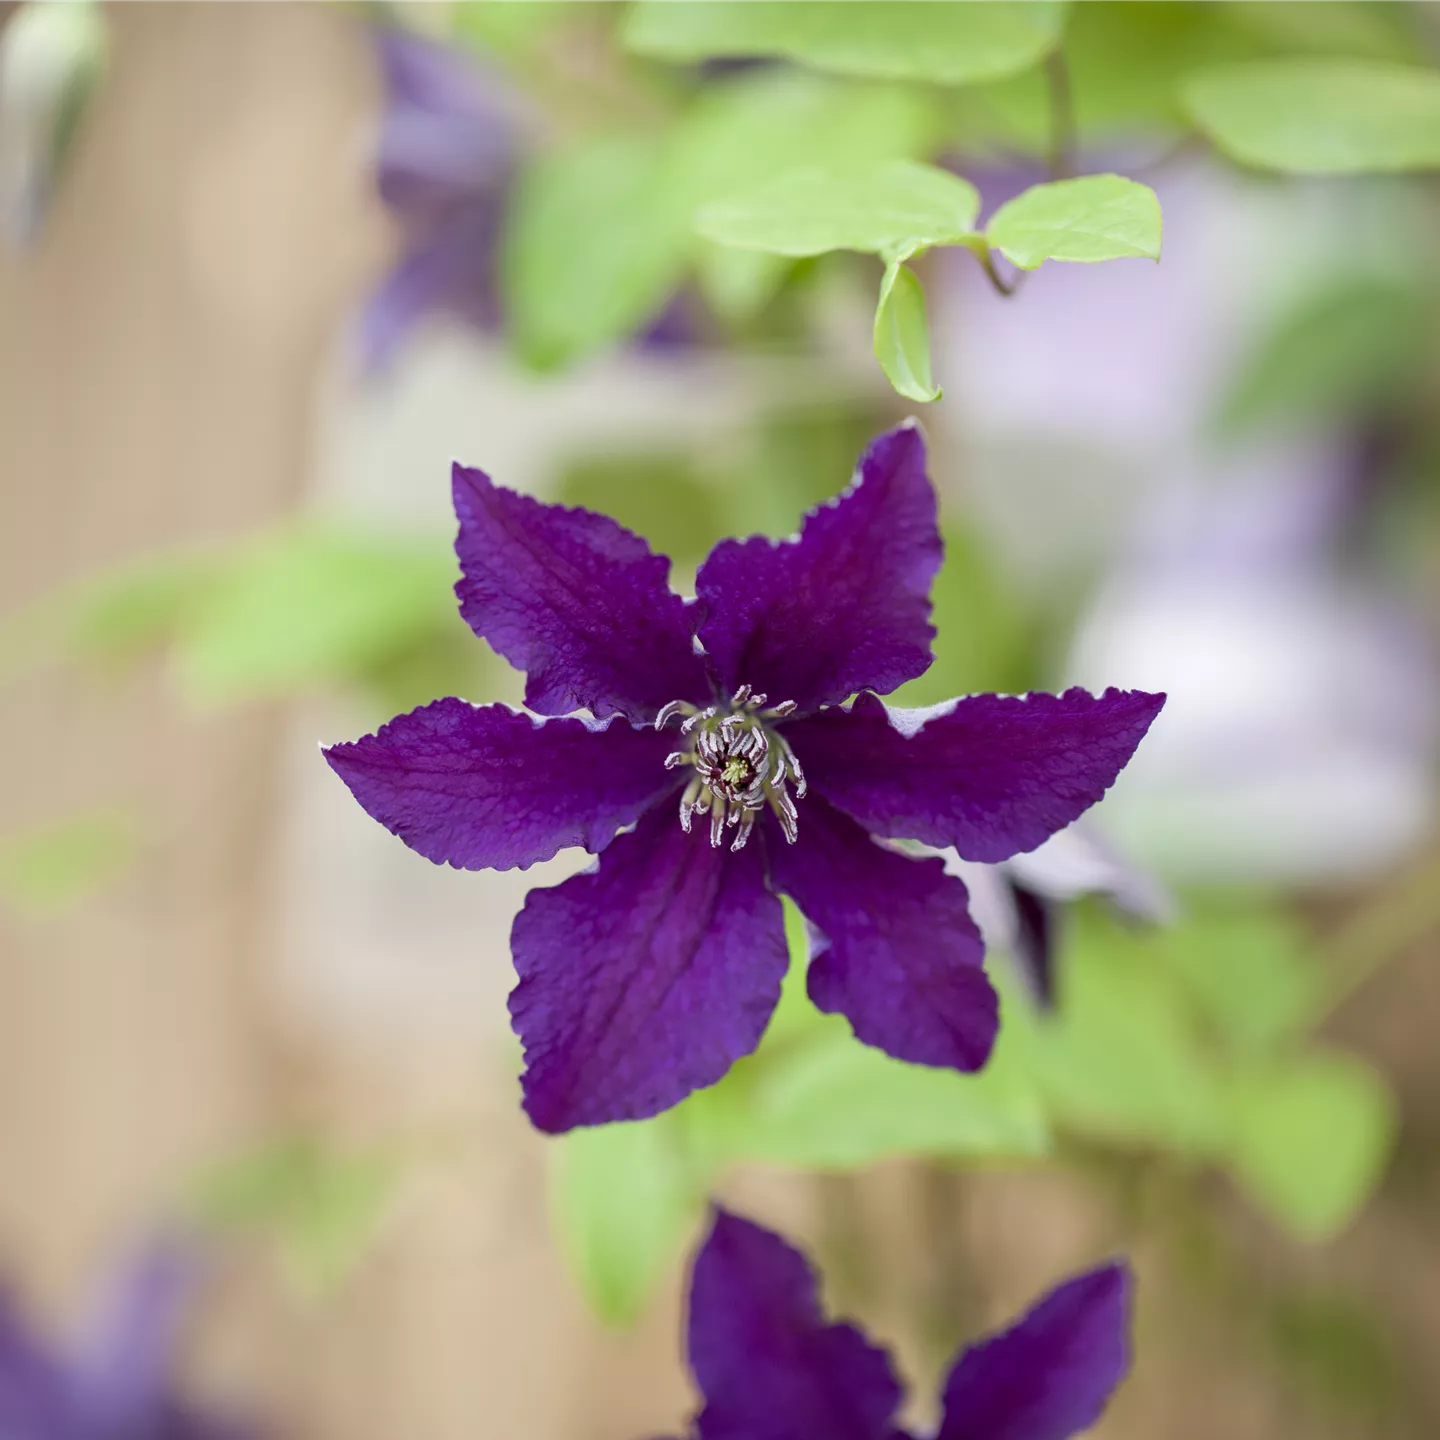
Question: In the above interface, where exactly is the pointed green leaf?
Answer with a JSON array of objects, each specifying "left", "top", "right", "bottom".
[
  {"left": 1225, "top": 1053, "right": 1396, "bottom": 1238},
  {"left": 554, "top": 1117, "right": 706, "bottom": 1326},
  {"left": 1183, "top": 59, "right": 1440, "bottom": 174},
  {"left": 986, "top": 174, "right": 1162, "bottom": 270},
  {"left": 873, "top": 260, "right": 940, "bottom": 403},
  {"left": 625, "top": 1, "right": 1068, "bottom": 86},
  {"left": 697, "top": 159, "right": 979, "bottom": 258}
]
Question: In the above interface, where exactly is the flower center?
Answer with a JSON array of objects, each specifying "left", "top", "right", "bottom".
[{"left": 655, "top": 686, "right": 806, "bottom": 852}]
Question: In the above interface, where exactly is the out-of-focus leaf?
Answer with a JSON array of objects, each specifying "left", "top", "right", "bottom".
[
  {"left": 175, "top": 526, "right": 459, "bottom": 704},
  {"left": 740, "top": 999, "right": 1048, "bottom": 1170},
  {"left": 1214, "top": 274, "right": 1429, "bottom": 438},
  {"left": 625, "top": 1, "right": 1068, "bottom": 87},
  {"left": 1153, "top": 903, "right": 1321, "bottom": 1053},
  {"left": 1224, "top": 1053, "right": 1396, "bottom": 1238},
  {"left": 1020, "top": 912, "right": 1228, "bottom": 1154},
  {"left": 695, "top": 240, "right": 792, "bottom": 324},
  {"left": 501, "top": 132, "right": 690, "bottom": 370},
  {"left": 191, "top": 1137, "right": 399, "bottom": 1294},
  {"left": 451, "top": 0, "right": 581, "bottom": 58},
  {"left": 554, "top": 1115, "right": 705, "bottom": 1327},
  {"left": 665, "top": 70, "right": 937, "bottom": 218},
  {"left": 697, "top": 159, "right": 979, "bottom": 259},
  {"left": 1223, "top": 2, "right": 1422, "bottom": 64},
  {"left": 555, "top": 450, "right": 725, "bottom": 568},
  {"left": 1183, "top": 58, "right": 1440, "bottom": 174},
  {"left": 63, "top": 554, "right": 214, "bottom": 664},
  {"left": 985, "top": 175, "right": 1162, "bottom": 270},
  {"left": 0, "top": 811, "right": 131, "bottom": 914},
  {"left": 873, "top": 260, "right": 939, "bottom": 403},
  {"left": 950, "top": 2, "right": 1260, "bottom": 157}
]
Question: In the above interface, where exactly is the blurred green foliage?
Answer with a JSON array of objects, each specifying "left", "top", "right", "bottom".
[
  {"left": 1184, "top": 58, "right": 1440, "bottom": 173},
  {"left": 0, "top": 811, "right": 131, "bottom": 915},
  {"left": 189, "top": 1136, "right": 400, "bottom": 1296},
  {"left": 555, "top": 895, "right": 1398, "bottom": 1325}
]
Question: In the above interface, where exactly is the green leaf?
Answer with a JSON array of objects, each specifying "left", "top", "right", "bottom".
[
  {"left": 176, "top": 526, "right": 458, "bottom": 705},
  {"left": 665, "top": 70, "right": 938, "bottom": 217},
  {"left": 625, "top": 1, "right": 1068, "bottom": 86},
  {"left": 1022, "top": 913, "right": 1228, "bottom": 1154},
  {"left": 1213, "top": 274, "right": 1430, "bottom": 438},
  {"left": 501, "top": 133, "right": 691, "bottom": 370},
  {"left": 554, "top": 1116, "right": 706, "bottom": 1326},
  {"left": 741, "top": 1005, "right": 1048, "bottom": 1170},
  {"left": 872, "top": 261, "right": 939, "bottom": 403},
  {"left": 1225, "top": 1053, "right": 1396, "bottom": 1238},
  {"left": 1153, "top": 903, "right": 1322, "bottom": 1054},
  {"left": 0, "top": 812, "right": 132, "bottom": 915},
  {"left": 986, "top": 174, "right": 1162, "bottom": 270},
  {"left": 1183, "top": 58, "right": 1440, "bottom": 174},
  {"left": 697, "top": 159, "right": 979, "bottom": 258},
  {"left": 191, "top": 1137, "right": 399, "bottom": 1294}
]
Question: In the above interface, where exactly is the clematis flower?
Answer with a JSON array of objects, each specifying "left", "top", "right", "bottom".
[
  {"left": 324, "top": 422, "right": 1164, "bottom": 1133},
  {"left": 946, "top": 819, "right": 1173, "bottom": 1008},
  {"left": 0, "top": 1237, "right": 255, "bottom": 1439},
  {"left": 657, "top": 1207, "right": 1132, "bottom": 1440},
  {"left": 358, "top": 26, "right": 516, "bottom": 374}
]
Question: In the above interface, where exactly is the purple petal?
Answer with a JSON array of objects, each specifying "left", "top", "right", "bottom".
[
  {"left": 373, "top": 27, "right": 513, "bottom": 222},
  {"left": 785, "top": 688, "right": 1166, "bottom": 864},
  {"left": 695, "top": 422, "right": 941, "bottom": 715},
  {"left": 374, "top": 26, "right": 505, "bottom": 128},
  {"left": 767, "top": 797, "right": 997, "bottom": 1072},
  {"left": 325, "top": 699, "right": 678, "bottom": 872},
  {"left": 687, "top": 1209, "right": 905, "bottom": 1440},
  {"left": 509, "top": 808, "right": 787, "bottom": 1132},
  {"left": 0, "top": 1288, "right": 69, "bottom": 1432},
  {"left": 70, "top": 1238, "right": 199, "bottom": 1426},
  {"left": 454, "top": 464, "right": 712, "bottom": 724},
  {"left": 359, "top": 203, "right": 504, "bottom": 375},
  {"left": 935, "top": 1262, "right": 1132, "bottom": 1440},
  {"left": 1008, "top": 880, "right": 1057, "bottom": 1009}
]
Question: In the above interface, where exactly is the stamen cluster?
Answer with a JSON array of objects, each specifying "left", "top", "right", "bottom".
[{"left": 655, "top": 686, "right": 807, "bottom": 851}]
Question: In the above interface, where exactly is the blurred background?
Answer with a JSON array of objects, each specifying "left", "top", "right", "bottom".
[{"left": 2, "top": 3, "right": 1440, "bottom": 1437}]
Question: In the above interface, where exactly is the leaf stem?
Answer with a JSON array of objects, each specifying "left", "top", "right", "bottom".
[{"left": 1045, "top": 49, "right": 1078, "bottom": 181}]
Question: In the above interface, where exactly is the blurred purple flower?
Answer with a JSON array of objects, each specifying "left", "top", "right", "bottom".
[
  {"left": 949, "top": 820, "right": 1173, "bottom": 1008},
  {"left": 658, "top": 1208, "right": 1132, "bottom": 1440},
  {"left": 324, "top": 423, "right": 1163, "bottom": 1133},
  {"left": 0, "top": 1238, "right": 254, "bottom": 1440},
  {"left": 359, "top": 26, "right": 517, "bottom": 374}
]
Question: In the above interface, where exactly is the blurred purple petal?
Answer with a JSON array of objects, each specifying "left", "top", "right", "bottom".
[
  {"left": 1007, "top": 881, "right": 1057, "bottom": 1008},
  {"left": 453, "top": 463, "right": 710, "bottom": 724},
  {"left": 509, "top": 807, "right": 787, "bottom": 1132},
  {"left": 935, "top": 1262, "right": 1132, "bottom": 1440},
  {"left": 695, "top": 422, "right": 941, "bottom": 715},
  {"left": 767, "top": 796, "right": 996, "bottom": 1073},
  {"left": 324, "top": 699, "right": 679, "bottom": 872},
  {"left": 687, "top": 1210, "right": 904, "bottom": 1440},
  {"left": 359, "top": 203, "right": 505, "bottom": 374},
  {"left": 0, "top": 1286, "right": 69, "bottom": 1432},
  {"left": 70, "top": 1238, "right": 199, "bottom": 1427},
  {"left": 786, "top": 688, "right": 1165, "bottom": 863}
]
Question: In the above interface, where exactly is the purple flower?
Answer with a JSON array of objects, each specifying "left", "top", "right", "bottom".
[
  {"left": 0, "top": 1238, "right": 255, "bottom": 1439},
  {"left": 359, "top": 27, "right": 516, "bottom": 374},
  {"left": 659, "top": 1207, "right": 1132, "bottom": 1440},
  {"left": 324, "top": 423, "right": 1164, "bottom": 1133}
]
